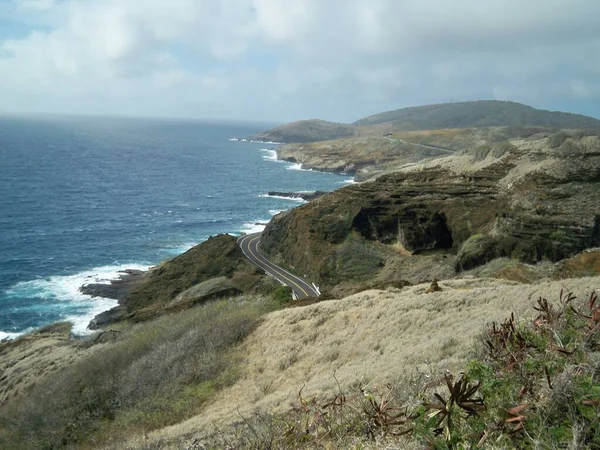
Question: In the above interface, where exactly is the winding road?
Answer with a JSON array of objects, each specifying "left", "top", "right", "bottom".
[
  {"left": 237, "top": 233, "right": 320, "bottom": 299},
  {"left": 383, "top": 136, "right": 456, "bottom": 154}
]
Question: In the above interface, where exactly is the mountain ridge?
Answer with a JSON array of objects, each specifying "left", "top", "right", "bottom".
[{"left": 250, "top": 100, "right": 600, "bottom": 143}]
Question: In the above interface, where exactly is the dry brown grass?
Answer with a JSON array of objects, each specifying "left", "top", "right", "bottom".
[
  {"left": 127, "top": 275, "right": 600, "bottom": 449},
  {"left": 0, "top": 296, "right": 276, "bottom": 449},
  {"left": 0, "top": 323, "right": 92, "bottom": 405}
]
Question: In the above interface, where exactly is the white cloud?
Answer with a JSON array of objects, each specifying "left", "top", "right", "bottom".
[
  {"left": 0, "top": 0, "right": 599, "bottom": 121},
  {"left": 17, "top": 0, "right": 56, "bottom": 11}
]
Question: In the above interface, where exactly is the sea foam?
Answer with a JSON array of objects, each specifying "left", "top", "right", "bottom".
[
  {"left": 259, "top": 194, "right": 307, "bottom": 203},
  {"left": 240, "top": 221, "right": 268, "bottom": 234},
  {"left": 3, "top": 263, "right": 151, "bottom": 337},
  {"left": 261, "top": 149, "right": 280, "bottom": 162}
]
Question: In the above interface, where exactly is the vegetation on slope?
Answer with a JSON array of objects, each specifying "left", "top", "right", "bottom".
[
  {"left": 250, "top": 119, "right": 355, "bottom": 143},
  {"left": 0, "top": 295, "right": 277, "bottom": 449},
  {"left": 354, "top": 100, "right": 600, "bottom": 130},
  {"left": 251, "top": 101, "right": 600, "bottom": 143},
  {"left": 224, "top": 289, "right": 600, "bottom": 449},
  {"left": 122, "top": 234, "right": 272, "bottom": 319}
]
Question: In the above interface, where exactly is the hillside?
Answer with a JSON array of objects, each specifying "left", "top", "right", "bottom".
[
  {"left": 262, "top": 131, "right": 600, "bottom": 296},
  {"left": 3, "top": 105, "right": 600, "bottom": 449},
  {"left": 249, "top": 119, "right": 355, "bottom": 143},
  {"left": 354, "top": 100, "right": 600, "bottom": 129},
  {"left": 250, "top": 101, "right": 600, "bottom": 143}
]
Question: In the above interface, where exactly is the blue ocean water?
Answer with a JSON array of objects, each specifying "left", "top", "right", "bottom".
[{"left": 0, "top": 115, "right": 352, "bottom": 339}]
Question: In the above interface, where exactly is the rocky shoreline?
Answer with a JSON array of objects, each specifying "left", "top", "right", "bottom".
[
  {"left": 267, "top": 191, "right": 328, "bottom": 201},
  {"left": 80, "top": 269, "right": 151, "bottom": 329}
]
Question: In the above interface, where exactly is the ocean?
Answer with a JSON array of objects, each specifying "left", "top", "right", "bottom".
[{"left": 0, "top": 115, "right": 352, "bottom": 339}]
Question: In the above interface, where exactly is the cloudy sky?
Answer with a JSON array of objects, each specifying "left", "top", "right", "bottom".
[{"left": 1, "top": 0, "right": 599, "bottom": 123}]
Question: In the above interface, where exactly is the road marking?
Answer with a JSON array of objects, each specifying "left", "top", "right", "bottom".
[
  {"left": 238, "top": 233, "right": 316, "bottom": 298},
  {"left": 246, "top": 235, "right": 310, "bottom": 298}
]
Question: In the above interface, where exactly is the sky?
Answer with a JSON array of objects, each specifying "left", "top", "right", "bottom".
[{"left": 0, "top": 0, "right": 599, "bottom": 123}]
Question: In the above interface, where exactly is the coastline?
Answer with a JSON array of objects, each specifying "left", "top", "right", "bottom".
[
  {"left": 80, "top": 269, "right": 151, "bottom": 329},
  {"left": 1, "top": 141, "right": 353, "bottom": 341}
]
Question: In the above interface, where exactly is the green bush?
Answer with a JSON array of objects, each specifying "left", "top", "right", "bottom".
[
  {"left": 272, "top": 285, "right": 293, "bottom": 305},
  {"left": 414, "top": 290, "right": 600, "bottom": 449}
]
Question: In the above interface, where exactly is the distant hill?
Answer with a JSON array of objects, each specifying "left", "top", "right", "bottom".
[
  {"left": 249, "top": 119, "right": 355, "bottom": 143},
  {"left": 353, "top": 100, "right": 600, "bottom": 130},
  {"left": 250, "top": 101, "right": 600, "bottom": 143}
]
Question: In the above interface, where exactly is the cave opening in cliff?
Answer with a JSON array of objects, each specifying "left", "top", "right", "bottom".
[{"left": 432, "top": 212, "right": 454, "bottom": 249}]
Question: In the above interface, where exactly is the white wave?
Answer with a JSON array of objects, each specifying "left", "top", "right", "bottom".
[
  {"left": 250, "top": 140, "right": 283, "bottom": 144},
  {"left": 0, "top": 330, "right": 31, "bottom": 341},
  {"left": 286, "top": 162, "right": 310, "bottom": 171},
  {"left": 240, "top": 221, "right": 267, "bottom": 234},
  {"left": 163, "top": 242, "right": 199, "bottom": 255},
  {"left": 268, "top": 209, "right": 286, "bottom": 216},
  {"left": 261, "top": 149, "right": 281, "bottom": 162},
  {"left": 338, "top": 178, "right": 357, "bottom": 184},
  {"left": 259, "top": 194, "right": 307, "bottom": 203},
  {"left": 5, "top": 263, "right": 152, "bottom": 336},
  {"left": 66, "top": 297, "right": 120, "bottom": 335}
]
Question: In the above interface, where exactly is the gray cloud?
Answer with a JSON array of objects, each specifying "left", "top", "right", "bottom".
[{"left": 0, "top": 0, "right": 598, "bottom": 121}]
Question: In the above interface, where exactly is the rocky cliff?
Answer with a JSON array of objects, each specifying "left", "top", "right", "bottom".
[
  {"left": 92, "top": 234, "right": 275, "bottom": 325},
  {"left": 276, "top": 136, "right": 450, "bottom": 177},
  {"left": 261, "top": 133, "right": 600, "bottom": 293}
]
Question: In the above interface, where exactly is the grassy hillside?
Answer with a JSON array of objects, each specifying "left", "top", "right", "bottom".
[
  {"left": 249, "top": 119, "right": 355, "bottom": 143},
  {"left": 354, "top": 100, "right": 600, "bottom": 130},
  {"left": 251, "top": 101, "right": 600, "bottom": 143},
  {"left": 0, "top": 296, "right": 278, "bottom": 449},
  {"left": 129, "top": 277, "right": 600, "bottom": 449}
]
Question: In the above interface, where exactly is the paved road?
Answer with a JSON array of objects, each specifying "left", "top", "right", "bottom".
[
  {"left": 383, "top": 136, "right": 456, "bottom": 154},
  {"left": 237, "top": 233, "right": 320, "bottom": 299}
]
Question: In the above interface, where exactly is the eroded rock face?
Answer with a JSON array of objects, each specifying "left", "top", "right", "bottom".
[
  {"left": 261, "top": 135, "right": 600, "bottom": 290},
  {"left": 119, "top": 234, "right": 270, "bottom": 320}
]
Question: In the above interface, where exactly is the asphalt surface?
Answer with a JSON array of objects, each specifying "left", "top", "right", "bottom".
[
  {"left": 383, "top": 136, "right": 456, "bottom": 154},
  {"left": 237, "top": 232, "right": 320, "bottom": 299}
]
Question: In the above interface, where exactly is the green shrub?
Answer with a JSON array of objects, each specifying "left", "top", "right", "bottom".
[
  {"left": 414, "top": 290, "right": 600, "bottom": 449},
  {"left": 272, "top": 285, "right": 293, "bottom": 305}
]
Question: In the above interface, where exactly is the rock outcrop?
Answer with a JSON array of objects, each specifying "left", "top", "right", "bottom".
[
  {"left": 261, "top": 133, "right": 600, "bottom": 292},
  {"left": 267, "top": 191, "right": 327, "bottom": 201},
  {"left": 80, "top": 269, "right": 148, "bottom": 301},
  {"left": 276, "top": 136, "right": 449, "bottom": 176},
  {"left": 91, "top": 234, "right": 274, "bottom": 325}
]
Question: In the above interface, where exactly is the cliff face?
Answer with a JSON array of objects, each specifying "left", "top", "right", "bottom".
[
  {"left": 261, "top": 134, "right": 600, "bottom": 291},
  {"left": 119, "top": 234, "right": 273, "bottom": 321},
  {"left": 276, "top": 136, "right": 449, "bottom": 176}
]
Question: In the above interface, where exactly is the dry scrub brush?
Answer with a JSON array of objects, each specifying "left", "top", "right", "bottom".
[
  {"left": 222, "top": 289, "right": 600, "bottom": 449},
  {"left": 0, "top": 295, "right": 276, "bottom": 449}
]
